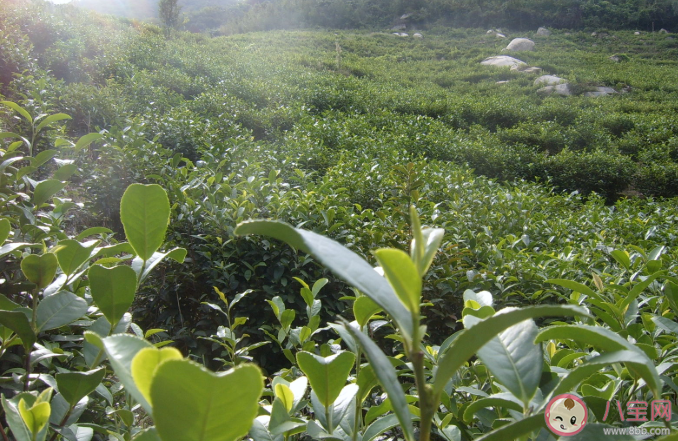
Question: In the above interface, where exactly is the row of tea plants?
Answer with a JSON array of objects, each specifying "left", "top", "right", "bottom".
[{"left": 2, "top": 103, "right": 678, "bottom": 440}]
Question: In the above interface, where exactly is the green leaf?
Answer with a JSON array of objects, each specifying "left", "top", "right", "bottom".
[
  {"left": 56, "top": 368, "right": 106, "bottom": 407},
  {"left": 2, "top": 101, "right": 32, "bottom": 124},
  {"left": 53, "top": 164, "right": 78, "bottom": 181},
  {"left": 546, "top": 279, "right": 601, "bottom": 300},
  {"left": 462, "top": 393, "right": 524, "bottom": 422},
  {"left": 36, "top": 291, "right": 88, "bottom": 331},
  {"left": 0, "top": 310, "right": 36, "bottom": 349},
  {"left": 536, "top": 326, "right": 661, "bottom": 396},
  {"left": 0, "top": 242, "right": 35, "bottom": 259},
  {"left": 19, "top": 399, "right": 51, "bottom": 436},
  {"left": 340, "top": 320, "right": 414, "bottom": 441},
  {"left": 274, "top": 384, "right": 295, "bottom": 412},
  {"left": 0, "top": 218, "right": 10, "bottom": 245},
  {"left": 54, "top": 239, "right": 97, "bottom": 276},
  {"left": 130, "top": 346, "right": 183, "bottom": 405},
  {"left": 354, "top": 296, "right": 383, "bottom": 328},
  {"left": 31, "top": 150, "right": 57, "bottom": 168},
  {"left": 120, "top": 184, "right": 171, "bottom": 261},
  {"left": 610, "top": 250, "right": 630, "bottom": 270},
  {"left": 414, "top": 227, "right": 445, "bottom": 276},
  {"left": 474, "top": 413, "right": 545, "bottom": 441},
  {"left": 2, "top": 394, "right": 33, "bottom": 441},
  {"left": 374, "top": 248, "right": 421, "bottom": 315},
  {"left": 89, "top": 265, "right": 137, "bottom": 328},
  {"left": 74, "top": 133, "right": 103, "bottom": 151},
  {"left": 235, "top": 220, "right": 413, "bottom": 339},
  {"left": 151, "top": 360, "right": 263, "bottom": 441},
  {"left": 21, "top": 253, "right": 58, "bottom": 289},
  {"left": 362, "top": 414, "right": 402, "bottom": 441},
  {"left": 475, "top": 319, "right": 542, "bottom": 406},
  {"left": 75, "top": 227, "right": 113, "bottom": 240},
  {"left": 101, "top": 334, "right": 155, "bottom": 413},
  {"left": 35, "top": 113, "right": 71, "bottom": 133},
  {"left": 296, "top": 351, "right": 355, "bottom": 408},
  {"left": 433, "top": 305, "right": 587, "bottom": 396},
  {"left": 33, "top": 179, "right": 67, "bottom": 208}
]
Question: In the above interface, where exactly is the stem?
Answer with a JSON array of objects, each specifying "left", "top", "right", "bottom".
[
  {"left": 47, "top": 406, "right": 73, "bottom": 441},
  {"left": 411, "top": 349, "right": 435, "bottom": 441},
  {"left": 0, "top": 418, "right": 11, "bottom": 441},
  {"left": 352, "top": 344, "right": 363, "bottom": 441},
  {"left": 326, "top": 402, "right": 333, "bottom": 435},
  {"left": 24, "top": 347, "right": 31, "bottom": 392}
]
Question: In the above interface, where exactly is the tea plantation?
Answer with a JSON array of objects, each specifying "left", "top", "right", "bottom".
[{"left": 2, "top": 1, "right": 678, "bottom": 440}]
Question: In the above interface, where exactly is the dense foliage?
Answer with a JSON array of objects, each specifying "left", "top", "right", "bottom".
[{"left": 1, "top": 1, "right": 678, "bottom": 440}]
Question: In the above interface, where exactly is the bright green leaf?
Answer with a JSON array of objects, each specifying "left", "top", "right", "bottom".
[
  {"left": 120, "top": 184, "right": 171, "bottom": 261},
  {"left": 151, "top": 360, "right": 263, "bottom": 441},
  {"left": 56, "top": 368, "right": 106, "bottom": 407},
  {"left": 296, "top": 351, "right": 354, "bottom": 408},
  {"left": 36, "top": 290, "right": 88, "bottom": 331},
  {"left": 374, "top": 248, "right": 421, "bottom": 315},
  {"left": 89, "top": 264, "right": 137, "bottom": 328},
  {"left": 21, "top": 253, "right": 58, "bottom": 289}
]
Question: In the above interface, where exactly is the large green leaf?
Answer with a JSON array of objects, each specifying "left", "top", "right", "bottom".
[
  {"left": 73, "top": 133, "right": 103, "bottom": 151},
  {"left": 21, "top": 253, "right": 58, "bottom": 290},
  {"left": 130, "top": 346, "right": 183, "bottom": 405},
  {"left": 0, "top": 218, "right": 10, "bottom": 245},
  {"left": 150, "top": 360, "right": 263, "bottom": 441},
  {"left": 56, "top": 368, "right": 106, "bottom": 407},
  {"left": 235, "top": 220, "right": 413, "bottom": 339},
  {"left": 2, "top": 101, "right": 32, "bottom": 124},
  {"left": 35, "top": 113, "right": 71, "bottom": 133},
  {"left": 36, "top": 290, "right": 88, "bottom": 331},
  {"left": 89, "top": 265, "right": 137, "bottom": 328},
  {"left": 550, "top": 348, "right": 661, "bottom": 401},
  {"left": 353, "top": 296, "right": 382, "bottom": 328},
  {"left": 546, "top": 279, "right": 601, "bottom": 301},
  {"left": 475, "top": 319, "right": 542, "bottom": 406},
  {"left": 474, "top": 413, "right": 545, "bottom": 441},
  {"left": 53, "top": 240, "right": 98, "bottom": 277},
  {"left": 2, "top": 393, "right": 36, "bottom": 441},
  {"left": 462, "top": 393, "right": 524, "bottom": 422},
  {"left": 340, "top": 320, "right": 414, "bottom": 441},
  {"left": 33, "top": 179, "right": 67, "bottom": 208},
  {"left": 120, "top": 184, "right": 170, "bottom": 261},
  {"left": 296, "top": 351, "right": 355, "bottom": 408},
  {"left": 433, "top": 305, "right": 587, "bottom": 396},
  {"left": 374, "top": 248, "right": 421, "bottom": 315},
  {"left": 101, "top": 334, "right": 154, "bottom": 413},
  {"left": 0, "top": 310, "right": 36, "bottom": 349}
]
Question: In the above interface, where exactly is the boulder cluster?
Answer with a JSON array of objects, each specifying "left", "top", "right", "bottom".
[{"left": 479, "top": 27, "right": 620, "bottom": 97}]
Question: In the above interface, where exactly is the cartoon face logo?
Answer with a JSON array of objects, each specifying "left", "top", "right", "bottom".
[{"left": 545, "top": 394, "right": 588, "bottom": 436}]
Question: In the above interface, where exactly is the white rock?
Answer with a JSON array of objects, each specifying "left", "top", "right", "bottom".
[
  {"left": 591, "top": 32, "right": 597, "bottom": 36},
  {"left": 504, "top": 38, "right": 535, "bottom": 52},
  {"left": 659, "top": 28, "right": 669, "bottom": 33},
  {"left": 496, "top": 80, "right": 510, "bottom": 84},
  {"left": 534, "top": 75, "right": 567, "bottom": 86},
  {"left": 400, "top": 33, "right": 409, "bottom": 37},
  {"left": 480, "top": 55, "right": 527, "bottom": 68},
  {"left": 393, "top": 32, "right": 400, "bottom": 36},
  {"left": 487, "top": 29, "right": 495, "bottom": 34},
  {"left": 496, "top": 33, "right": 506, "bottom": 38},
  {"left": 634, "top": 31, "right": 641, "bottom": 35},
  {"left": 537, "top": 83, "right": 572, "bottom": 96},
  {"left": 584, "top": 86, "right": 617, "bottom": 97},
  {"left": 413, "top": 33, "right": 423, "bottom": 38},
  {"left": 512, "top": 65, "right": 542, "bottom": 74},
  {"left": 536, "top": 27, "right": 551, "bottom": 36}
]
